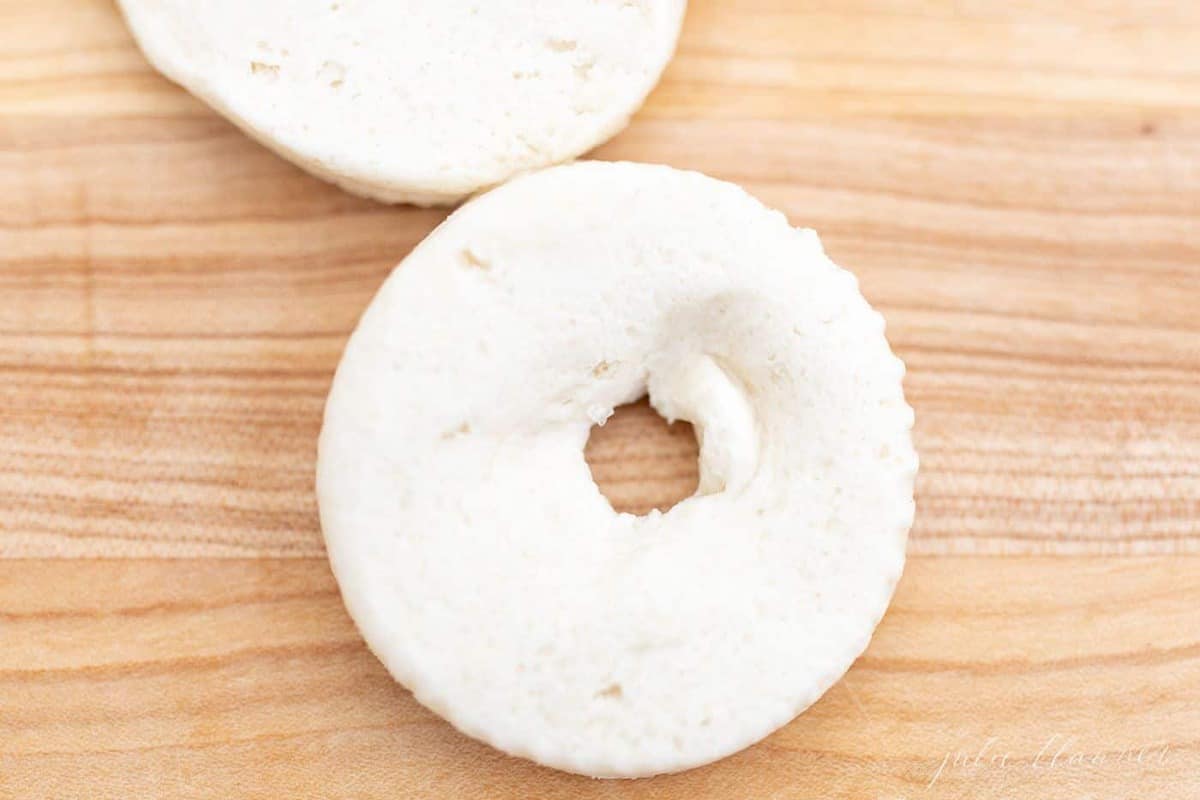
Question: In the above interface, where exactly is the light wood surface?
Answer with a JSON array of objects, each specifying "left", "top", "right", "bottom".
[
  {"left": 2, "top": 0, "right": 1199, "bottom": 797},
  {"left": 2, "top": 557, "right": 1197, "bottom": 799}
]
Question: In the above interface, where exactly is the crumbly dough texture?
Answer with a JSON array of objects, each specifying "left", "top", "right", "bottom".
[
  {"left": 318, "top": 162, "right": 917, "bottom": 777},
  {"left": 117, "top": 0, "right": 685, "bottom": 206}
]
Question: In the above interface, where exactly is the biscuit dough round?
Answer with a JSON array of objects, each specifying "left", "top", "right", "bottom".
[
  {"left": 117, "top": 0, "right": 686, "bottom": 205},
  {"left": 317, "top": 161, "right": 917, "bottom": 777}
]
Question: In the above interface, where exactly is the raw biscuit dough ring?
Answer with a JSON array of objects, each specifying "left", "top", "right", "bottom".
[
  {"left": 317, "top": 161, "right": 917, "bottom": 777},
  {"left": 117, "top": 0, "right": 686, "bottom": 206}
]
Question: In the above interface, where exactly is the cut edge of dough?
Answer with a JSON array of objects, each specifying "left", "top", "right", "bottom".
[{"left": 117, "top": 2, "right": 688, "bottom": 206}]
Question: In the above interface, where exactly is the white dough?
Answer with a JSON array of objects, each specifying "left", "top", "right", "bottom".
[
  {"left": 118, "top": 0, "right": 685, "bottom": 206},
  {"left": 317, "top": 162, "right": 917, "bottom": 777}
]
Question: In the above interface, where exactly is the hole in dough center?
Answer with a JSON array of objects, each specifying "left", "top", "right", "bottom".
[{"left": 584, "top": 397, "right": 700, "bottom": 516}]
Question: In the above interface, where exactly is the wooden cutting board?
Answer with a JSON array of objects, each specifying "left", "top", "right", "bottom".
[{"left": 2, "top": 1, "right": 1198, "bottom": 797}]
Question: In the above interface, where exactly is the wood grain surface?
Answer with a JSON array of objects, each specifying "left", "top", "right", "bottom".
[
  {"left": 2, "top": 0, "right": 1199, "bottom": 797},
  {"left": 2, "top": 557, "right": 1197, "bottom": 799}
]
